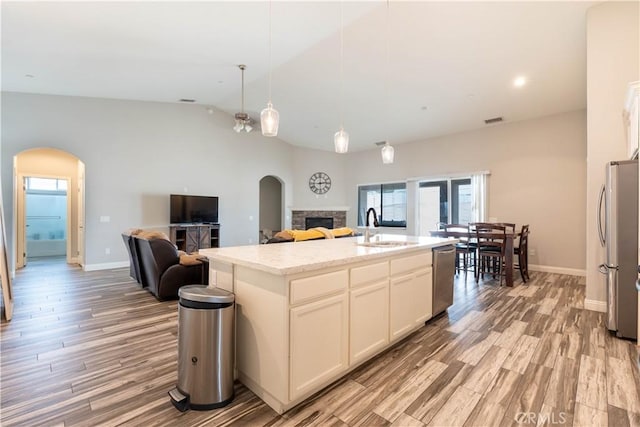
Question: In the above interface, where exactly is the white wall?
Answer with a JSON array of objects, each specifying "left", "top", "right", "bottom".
[
  {"left": 586, "top": 1, "right": 639, "bottom": 306},
  {"left": 344, "top": 110, "right": 588, "bottom": 272},
  {"left": 291, "top": 146, "right": 349, "bottom": 210},
  {"left": 1, "top": 92, "right": 294, "bottom": 270}
]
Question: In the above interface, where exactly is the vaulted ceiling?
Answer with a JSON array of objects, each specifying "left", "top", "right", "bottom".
[{"left": 1, "top": 1, "right": 595, "bottom": 152}]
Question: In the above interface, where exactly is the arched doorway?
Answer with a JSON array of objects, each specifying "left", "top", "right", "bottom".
[
  {"left": 13, "top": 148, "right": 85, "bottom": 268},
  {"left": 259, "top": 175, "right": 283, "bottom": 243}
]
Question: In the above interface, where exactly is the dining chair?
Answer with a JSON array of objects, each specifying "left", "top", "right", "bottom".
[
  {"left": 514, "top": 224, "right": 530, "bottom": 282},
  {"left": 472, "top": 223, "right": 507, "bottom": 285},
  {"left": 495, "top": 222, "right": 516, "bottom": 233},
  {"left": 443, "top": 223, "right": 475, "bottom": 277}
]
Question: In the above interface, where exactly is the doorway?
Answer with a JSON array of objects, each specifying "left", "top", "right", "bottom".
[
  {"left": 259, "top": 175, "right": 283, "bottom": 243},
  {"left": 23, "top": 176, "right": 70, "bottom": 264},
  {"left": 13, "top": 148, "right": 85, "bottom": 269}
]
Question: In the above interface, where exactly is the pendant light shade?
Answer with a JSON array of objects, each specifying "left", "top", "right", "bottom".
[
  {"left": 381, "top": 141, "right": 394, "bottom": 164},
  {"left": 261, "top": 102, "right": 279, "bottom": 137},
  {"left": 380, "top": 0, "right": 394, "bottom": 164},
  {"left": 334, "top": 128, "right": 349, "bottom": 153},
  {"left": 334, "top": 0, "right": 349, "bottom": 153},
  {"left": 262, "top": 0, "right": 279, "bottom": 137}
]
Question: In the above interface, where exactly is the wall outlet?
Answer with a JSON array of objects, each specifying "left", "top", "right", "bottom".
[
  {"left": 248, "top": 238, "right": 253, "bottom": 244},
  {"left": 529, "top": 248, "right": 536, "bottom": 256},
  {"left": 105, "top": 248, "right": 110, "bottom": 255},
  {"left": 99, "top": 215, "right": 110, "bottom": 223}
]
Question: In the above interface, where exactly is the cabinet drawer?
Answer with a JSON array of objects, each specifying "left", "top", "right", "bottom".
[
  {"left": 390, "top": 252, "right": 432, "bottom": 276},
  {"left": 290, "top": 270, "right": 348, "bottom": 305},
  {"left": 350, "top": 261, "right": 388, "bottom": 288}
]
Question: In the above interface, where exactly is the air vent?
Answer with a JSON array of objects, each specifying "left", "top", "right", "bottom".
[
  {"left": 179, "top": 99, "right": 196, "bottom": 103},
  {"left": 484, "top": 117, "right": 503, "bottom": 124}
]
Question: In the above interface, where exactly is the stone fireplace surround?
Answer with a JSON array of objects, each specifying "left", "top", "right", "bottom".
[{"left": 291, "top": 210, "right": 347, "bottom": 230}]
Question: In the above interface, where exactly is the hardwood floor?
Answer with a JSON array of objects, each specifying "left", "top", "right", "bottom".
[{"left": 1, "top": 258, "right": 639, "bottom": 426}]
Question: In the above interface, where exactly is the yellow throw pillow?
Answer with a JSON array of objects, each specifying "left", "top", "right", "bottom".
[
  {"left": 273, "top": 230, "right": 294, "bottom": 241},
  {"left": 287, "top": 229, "right": 325, "bottom": 242},
  {"left": 310, "top": 227, "right": 334, "bottom": 239},
  {"left": 331, "top": 227, "right": 354, "bottom": 238}
]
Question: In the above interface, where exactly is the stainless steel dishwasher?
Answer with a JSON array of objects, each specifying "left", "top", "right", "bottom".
[{"left": 432, "top": 245, "right": 456, "bottom": 316}]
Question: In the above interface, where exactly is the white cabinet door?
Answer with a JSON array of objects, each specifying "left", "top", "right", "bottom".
[
  {"left": 289, "top": 293, "right": 349, "bottom": 400},
  {"left": 414, "top": 267, "right": 433, "bottom": 324},
  {"left": 350, "top": 280, "right": 389, "bottom": 365},
  {"left": 390, "top": 267, "right": 433, "bottom": 341}
]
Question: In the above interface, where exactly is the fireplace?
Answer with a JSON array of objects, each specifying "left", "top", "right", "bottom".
[
  {"left": 292, "top": 209, "right": 347, "bottom": 230},
  {"left": 305, "top": 217, "right": 334, "bottom": 230}
]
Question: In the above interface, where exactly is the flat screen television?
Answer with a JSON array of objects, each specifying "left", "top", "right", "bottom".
[{"left": 170, "top": 194, "right": 219, "bottom": 224}]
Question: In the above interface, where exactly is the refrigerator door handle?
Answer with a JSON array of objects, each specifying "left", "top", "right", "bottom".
[
  {"left": 598, "top": 263, "right": 609, "bottom": 275},
  {"left": 597, "top": 184, "right": 606, "bottom": 247}
]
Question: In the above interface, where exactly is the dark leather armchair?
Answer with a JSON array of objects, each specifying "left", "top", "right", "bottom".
[
  {"left": 134, "top": 236, "right": 205, "bottom": 301},
  {"left": 121, "top": 232, "right": 143, "bottom": 284}
]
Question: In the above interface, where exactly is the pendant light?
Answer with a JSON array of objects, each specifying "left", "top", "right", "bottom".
[
  {"left": 261, "top": 0, "right": 279, "bottom": 137},
  {"left": 381, "top": 0, "right": 394, "bottom": 164},
  {"left": 334, "top": 0, "right": 349, "bottom": 153},
  {"left": 381, "top": 141, "right": 394, "bottom": 164}
]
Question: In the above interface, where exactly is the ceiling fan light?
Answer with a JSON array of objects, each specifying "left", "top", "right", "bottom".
[
  {"left": 233, "top": 120, "right": 243, "bottom": 133},
  {"left": 334, "top": 128, "right": 349, "bottom": 153},
  {"left": 261, "top": 102, "right": 279, "bottom": 137},
  {"left": 244, "top": 123, "right": 253, "bottom": 133},
  {"left": 381, "top": 142, "right": 394, "bottom": 164}
]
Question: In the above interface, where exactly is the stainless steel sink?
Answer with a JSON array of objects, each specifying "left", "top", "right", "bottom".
[{"left": 357, "top": 240, "right": 419, "bottom": 248}]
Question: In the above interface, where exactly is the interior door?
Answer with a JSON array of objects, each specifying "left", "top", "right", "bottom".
[
  {"left": 16, "top": 176, "right": 26, "bottom": 268},
  {"left": 77, "top": 162, "right": 85, "bottom": 266}
]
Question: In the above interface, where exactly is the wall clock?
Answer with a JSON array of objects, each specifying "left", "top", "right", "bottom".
[{"left": 309, "top": 172, "right": 331, "bottom": 194}]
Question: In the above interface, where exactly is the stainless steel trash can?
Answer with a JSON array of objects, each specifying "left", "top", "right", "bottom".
[{"left": 169, "top": 285, "right": 235, "bottom": 411}]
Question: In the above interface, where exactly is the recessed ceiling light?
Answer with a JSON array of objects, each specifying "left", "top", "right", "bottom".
[
  {"left": 513, "top": 76, "right": 527, "bottom": 88},
  {"left": 421, "top": 106, "right": 428, "bottom": 111}
]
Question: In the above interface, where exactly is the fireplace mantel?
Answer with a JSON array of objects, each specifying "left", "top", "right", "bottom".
[{"left": 289, "top": 206, "right": 350, "bottom": 212}]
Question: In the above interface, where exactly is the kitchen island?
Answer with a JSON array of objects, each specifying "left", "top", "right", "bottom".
[{"left": 199, "top": 234, "right": 456, "bottom": 414}]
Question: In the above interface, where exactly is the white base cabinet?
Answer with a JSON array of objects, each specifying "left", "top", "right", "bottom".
[
  {"left": 214, "top": 248, "right": 435, "bottom": 414},
  {"left": 290, "top": 293, "right": 349, "bottom": 400}
]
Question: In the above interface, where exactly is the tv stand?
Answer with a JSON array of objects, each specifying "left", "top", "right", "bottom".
[{"left": 169, "top": 224, "right": 220, "bottom": 253}]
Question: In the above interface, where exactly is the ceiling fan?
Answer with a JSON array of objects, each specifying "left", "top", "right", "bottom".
[{"left": 233, "top": 64, "right": 256, "bottom": 133}]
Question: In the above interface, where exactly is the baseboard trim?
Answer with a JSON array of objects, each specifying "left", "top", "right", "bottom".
[
  {"left": 83, "top": 261, "right": 129, "bottom": 272},
  {"left": 528, "top": 264, "right": 586, "bottom": 277},
  {"left": 584, "top": 299, "right": 607, "bottom": 313}
]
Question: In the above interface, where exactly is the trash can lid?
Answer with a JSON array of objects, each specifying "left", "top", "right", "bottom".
[{"left": 179, "top": 285, "right": 235, "bottom": 304}]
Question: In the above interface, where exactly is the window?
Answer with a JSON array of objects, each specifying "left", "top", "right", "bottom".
[
  {"left": 358, "top": 182, "right": 407, "bottom": 227},
  {"left": 26, "top": 177, "right": 67, "bottom": 193},
  {"left": 418, "top": 177, "right": 473, "bottom": 234}
]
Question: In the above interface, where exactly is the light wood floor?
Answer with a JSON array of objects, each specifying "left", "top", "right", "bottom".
[{"left": 1, "top": 258, "right": 639, "bottom": 426}]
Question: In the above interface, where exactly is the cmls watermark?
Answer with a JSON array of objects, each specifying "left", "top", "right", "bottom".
[{"left": 515, "top": 412, "right": 567, "bottom": 424}]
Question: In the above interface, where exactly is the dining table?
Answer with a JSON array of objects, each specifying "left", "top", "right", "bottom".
[{"left": 429, "top": 229, "right": 520, "bottom": 287}]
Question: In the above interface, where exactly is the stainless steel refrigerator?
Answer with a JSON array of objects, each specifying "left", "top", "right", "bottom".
[{"left": 598, "top": 159, "right": 638, "bottom": 339}]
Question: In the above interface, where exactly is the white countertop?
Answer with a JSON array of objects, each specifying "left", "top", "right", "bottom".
[{"left": 199, "top": 234, "right": 458, "bottom": 276}]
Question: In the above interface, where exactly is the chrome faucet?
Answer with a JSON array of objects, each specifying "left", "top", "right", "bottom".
[{"left": 364, "top": 208, "right": 379, "bottom": 242}]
